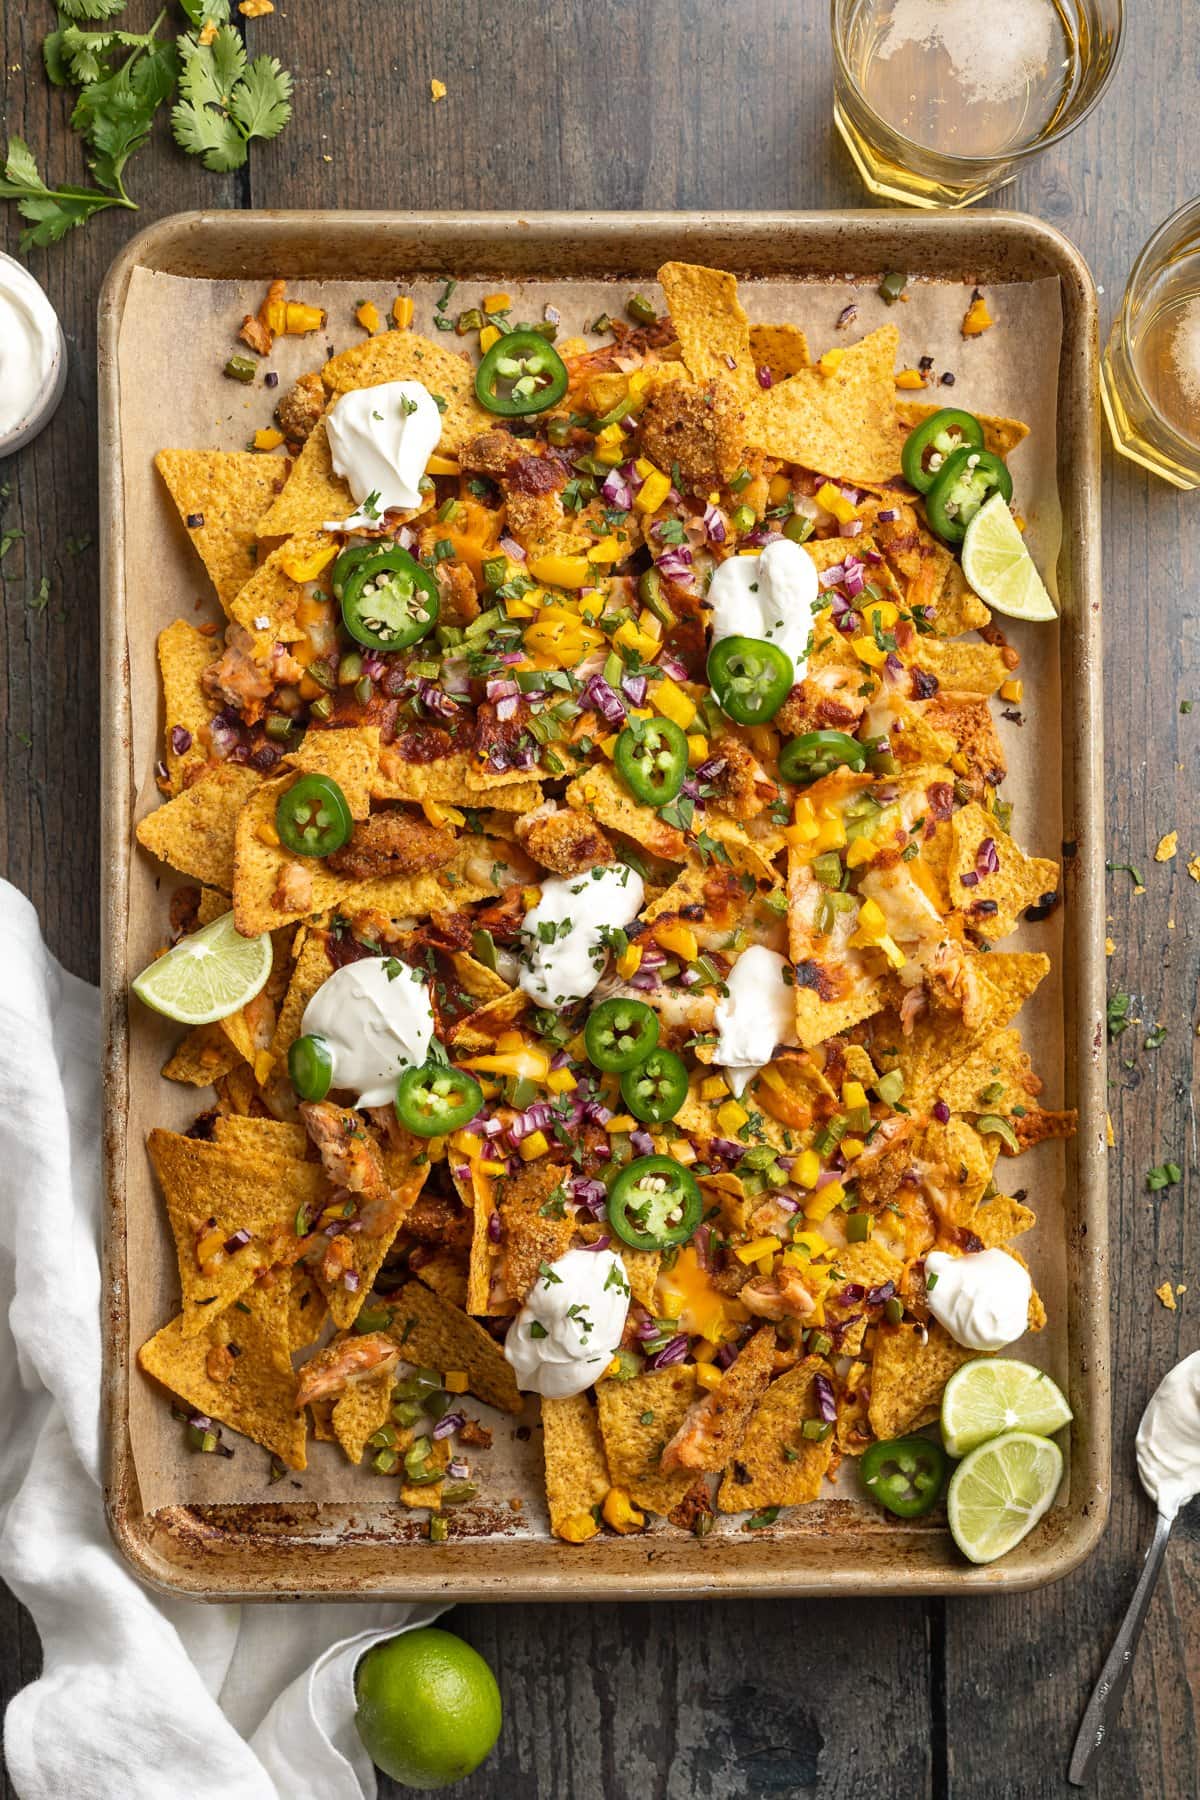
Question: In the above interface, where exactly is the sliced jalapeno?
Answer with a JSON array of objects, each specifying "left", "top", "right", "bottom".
[
  {"left": 335, "top": 545, "right": 439, "bottom": 651},
  {"left": 607, "top": 1155, "right": 703, "bottom": 1251},
  {"left": 475, "top": 328, "right": 569, "bottom": 417},
  {"left": 861, "top": 1433, "right": 949, "bottom": 1518},
  {"left": 900, "top": 407, "right": 985, "bottom": 494},
  {"left": 288, "top": 1032, "right": 333, "bottom": 1101},
  {"left": 614, "top": 716, "right": 688, "bottom": 807},
  {"left": 780, "top": 729, "right": 868, "bottom": 786},
  {"left": 707, "top": 636, "right": 793, "bottom": 726},
  {"left": 584, "top": 997, "right": 660, "bottom": 1073},
  {"left": 620, "top": 1047, "right": 689, "bottom": 1125},
  {"left": 925, "top": 446, "right": 1013, "bottom": 546},
  {"left": 395, "top": 1061, "right": 484, "bottom": 1137},
  {"left": 275, "top": 772, "right": 353, "bottom": 858}
]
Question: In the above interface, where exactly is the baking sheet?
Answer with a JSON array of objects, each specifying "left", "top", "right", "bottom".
[{"left": 116, "top": 261, "right": 1069, "bottom": 1528}]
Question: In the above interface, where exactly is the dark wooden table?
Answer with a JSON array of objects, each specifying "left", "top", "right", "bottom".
[{"left": 3, "top": 3, "right": 1197, "bottom": 1795}]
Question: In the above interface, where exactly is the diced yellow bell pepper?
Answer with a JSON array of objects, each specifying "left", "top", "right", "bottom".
[
  {"left": 895, "top": 368, "right": 927, "bottom": 390},
  {"left": 253, "top": 427, "right": 284, "bottom": 451},
  {"left": 355, "top": 300, "right": 380, "bottom": 334},
  {"left": 855, "top": 898, "right": 887, "bottom": 938},
  {"left": 788, "top": 1230, "right": 830, "bottom": 1260},
  {"left": 816, "top": 480, "right": 858, "bottom": 526},
  {"left": 558, "top": 1512, "right": 600, "bottom": 1544},
  {"left": 586, "top": 535, "right": 625, "bottom": 564},
  {"left": 479, "top": 324, "right": 501, "bottom": 355},
  {"left": 659, "top": 1290, "right": 684, "bottom": 1320},
  {"left": 426, "top": 453, "right": 461, "bottom": 476},
  {"left": 634, "top": 469, "right": 671, "bottom": 514},
  {"left": 483, "top": 292, "right": 511, "bottom": 314},
  {"left": 735, "top": 1235, "right": 782, "bottom": 1265},
  {"left": 529, "top": 554, "right": 591, "bottom": 590},
  {"left": 443, "top": 1370, "right": 469, "bottom": 1394},
  {"left": 670, "top": 1139, "right": 696, "bottom": 1165},
  {"left": 392, "top": 295, "right": 414, "bottom": 329},
  {"left": 842, "top": 1080, "right": 868, "bottom": 1111},
  {"left": 717, "top": 1098, "right": 749, "bottom": 1136},
  {"left": 615, "top": 941, "right": 643, "bottom": 979},
  {"left": 877, "top": 934, "right": 907, "bottom": 971},
  {"left": 852, "top": 634, "right": 889, "bottom": 668},
  {"left": 841, "top": 1137, "right": 865, "bottom": 1160},
  {"left": 1000, "top": 679, "right": 1023, "bottom": 703},
  {"left": 962, "top": 294, "right": 994, "bottom": 337},
  {"left": 811, "top": 816, "right": 847, "bottom": 853},
  {"left": 793, "top": 1148, "right": 821, "bottom": 1189},
  {"left": 767, "top": 473, "right": 792, "bottom": 504},
  {"left": 284, "top": 303, "right": 325, "bottom": 335},
  {"left": 845, "top": 836, "right": 877, "bottom": 869},
  {"left": 479, "top": 1159, "right": 508, "bottom": 1177},
  {"left": 700, "top": 1075, "right": 729, "bottom": 1102},
  {"left": 861, "top": 598, "right": 898, "bottom": 631},
  {"left": 652, "top": 677, "right": 697, "bottom": 731},
  {"left": 695, "top": 1361, "right": 723, "bottom": 1391},
  {"left": 524, "top": 608, "right": 604, "bottom": 663},
  {"left": 504, "top": 594, "right": 538, "bottom": 620},
  {"left": 605, "top": 1114, "right": 636, "bottom": 1134},
  {"left": 280, "top": 542, "right": 337, "bottom": 583},
  {"left": 612, "top": 618, "right": 661, "bottom": 660},
  {"left": 818, "top": 348, "right": 846, "bottom": 376},
  {"left": 687, "top": 733, "right": 709, "bottom": 767},
  {"left": 421, "top": 799, "right": 465, "bottom": 828},
  {"left": 805, "top": 1182, "right": 844, "bottom": 1221},
  {"left": 655, "top": 922, "right": 698, "bottom": 963},
  {"left": 602, "top": 1488, "right": 645, "bottom": 1534},
  {"left": 546, "top": 1067, "right": 577, "bottom": 1095},
  {"left": 518, "top": 1130, "right": 550, "bottom": 1161},
  {"left": 461, "top": 1044, "right": 551, "bottom": 1083}
]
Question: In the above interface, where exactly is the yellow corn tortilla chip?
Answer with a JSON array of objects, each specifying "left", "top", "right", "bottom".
[
  {"left": 745, "top": 326, "right": 901, "bottom": 485},
  {"left": 716, "top": 1358, "right": 835, "bottom": 1511},
  {"left": 371, "top": 749, "right": 543, "bottom": 808},
  {"left": 214, "top": 1063, "right": 260, "bottom": 1116},
  {"left": 163, "top": 1023, "right": 243, "bottom": 1087},
  {"left": 227, "top": 533, "right": 324, "bottom": 657},
  {"left": 868, "top": 1321, "right": 976, "bottom": 1441},
  {"left": 950, "top": 803, "right": 1060, "bottom": 939},
  {"left": 332, "top": 1364, "right": 395, "bottom": 1464},
  {"left": 309, "top": 1396, "right": 336, "bottom": 1441},
  {"left": 321, "top": 332, "right": 491, "bottom": 451},
  {"left": 156, "top": 449, "right": 284, "bottom": 609},
  {"left": 388, "top": 1280, "right": 523, "bottom": 1413},
  {"left": 213, "top": 1114, "right": 309, "bottom": 1158},
  {"left": 498, "top": 1163, "right": 576, "bottom": 1307},
  {"left": 826, "top": 1241, "right": 905, "bottom": 1357},
  {"left": 749, "top": 322, "right": 810, "bottom": 379},
  {"left": 136, "top": 764, "right": 262, "bottom": 890},
  {"left": 924, "top": 694, "right": 1006, "bottom": 790},
  {"left": 871, "top": 952, "right": 1050, "bottom": 1109},
  {"left": 621, "top": 1249, "right": 660, "bottom": 1314},
  {"left": 448, "top": 951, "right": 512, "bottom": 1006},
  {"left": 138, "top": 1279, "right": 307, "bottom": 1469},
  {"left": 973, "top": 1191, "right": 1037, "bottom": 1247},
  {"left": 449, "top": 987, "right": 529, "bottom": 1049},
  {"left": 930, "top": 558, "right": 990, "bottom": 636},
  {"left": 658, "top": 261, "right": 753, "bottom": 390},
  {"left": 793, "top": 979, "right": 888, "bottom": 1052},
  {"left": 542, "top": 1392, "right": 612, "bottom": 1539},
  {"left": 283, "top": 726, "right": 380, "bottom": 820},
  {"left": 254, "top": 420, "right": 361, "bottom": 537},
  {"left": 567, "top": 765, "right": 688, "bottom": 863},
  {"left": 835, "top": 1359, "right": 873, "bottom": 1457},
  {"left": 595, "top": 1364, "right": 700, "bottom": 1515},
  {"left": 268, "top": 927, "right": 334, "bottom": 1067},
  {"left": 198, "top": 886, "right": 230, "bottom": 925},
  {"left": 908, "top": 636, "right": 1009, "bottom": 697},
  {"left": 465, "top": 1164, "right": 498, "bottom": 1315},
  {"left": 318, "top": 1145, "right": 430, "bottom": 1332},
  {"left": 896, "top": 400, "right": 1029, "bottom": 462},
  {"left": 937, "top": 1028, "right": 1036, "bottom": 1117},
  {"left": 414, "top": 1250, "right": 469, "bottom": 1310},
  {"left": 702, "top": 817, "right": 785, "bottom": 886},
  {"left": 148, "top": 1127, "right": 324, "bottom": 1335},
  {"left": 661, "top": 1326, "right": 775, "bottom": 1474},
  {"left": 158, "top": 621, "right": 218, "bottom": 794},
  {"left": 289, "top": 1264, "right": 326, "bottom": 1351}
]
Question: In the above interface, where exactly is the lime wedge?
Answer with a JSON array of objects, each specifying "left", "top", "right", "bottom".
[
  {"left": 947, "top": 1430, "right": 1064, "bottom": 1565},
  {"left": 940, "top": 1358, "right": 1072, "bottom": 1459},
  {"left": 131, "top": 912, "right": 273, "bottom": 1026},
  {"left": 960, "top": 492, "right": 1057, "bottom": 622}
]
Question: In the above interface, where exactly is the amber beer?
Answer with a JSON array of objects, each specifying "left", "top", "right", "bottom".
[
  {"left": 1102, "top": 198, "right": 1200, "bottom": 489},
  {"left": 830, "top": 0, "right": 1123, "bottom": 210}
]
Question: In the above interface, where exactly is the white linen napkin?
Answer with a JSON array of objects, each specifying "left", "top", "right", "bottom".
[{"left": 0, "top": 880, "right": 445, "bottom": 1800}]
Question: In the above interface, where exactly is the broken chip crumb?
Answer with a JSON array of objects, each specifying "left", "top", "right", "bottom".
[
  {"left": 430, "top": 78, "right": 447, "bottom": 101},
  {"left": 1155, "top": 831, "right": 1178, "bottom": 862},
  {"left": 962, "top": 292, "right": 994, "bottom": 337},
  {"left": 1105, "top": 1113, "right": 1115, "bottom": 1148},
  {"left": 238, "top": 0, "right": 275, "bottom": 13},
  {"left": 1156, "top": 1282, "right": 1177, "bottom": 1311},
  {"left": 1188, "top": 856, "right": 1200, "bottom": 882},
  {"left": 198, "top": 18, "right": 217, "bottom": 44},
  {"left": 1104, "top": 937, "right": 1115, "bottom": 956}
]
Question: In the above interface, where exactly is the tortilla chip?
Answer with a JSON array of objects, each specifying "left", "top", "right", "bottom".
[
  {"left": 749, "top": 323, "right": 810, "bottom": 379},
  {"left": 662, "top": 1326, "right": 775, "bottom": 1473},
  {"left": 227, "top": 533, "right": 323, "bottom": 657},
  {"left": 309, "top": 1397, "right": 336, "bottom": 1441},
  {"left": 567, "top": 765, "right": 689, "bottom": 863},
  {"left": 156, "top": 449, "right": 283, "bottom": 609},
  {"left": 716, "top": 1358, "right": 835, "bottom": 1510},
  {"left": 896, "top": 401, "right": 1029, "bottom": 463},
  {"left": 973, "top": 1192, "right": 1037, "bottom": 1248},
  {"left": 148, "top": 1127, "right": 324, "bottom": 1334},
  {"left": 318, "top": 1146, "right": 430, "bottom": 1331},
  {"left": 908, "top": 636, "right": 1009, "bottom": 697},
  {"left": 868, "top": 1321, "right": 975, "bottom": 1440},
  {"left": 414, "top": 1250, "right": 469, "bottom": 1310},
  {"left": 387, "top": 1280, "right": 522, "bottom": 1413},
  {"left": 950, "top": 803, "right": 1060, "bottom": 939},
  {"left": 938, "top": 1027, "right": 1037, "bottom": 1117},
  {"left": 136, "top": 764, "right": 262, "bottom": 890},
  {"left": 284, "top": 726, "right": 380, "bottom": 819},
  {"left": 371, "top": 748, "right": 544, "bottom": 808},
  {"left": 499, "top": 1163, "right": 577, "bottom": 1306},
  {"left": 930, "top": 558, "right": 991, "bottom": 636},
  {"left": 880, "top": 697, "right": 956, "bottom": 772},
  {"left": 621, "top": 1249, "right": 660, "bottom": 1313},
  {"left": 793, "top": 980, "right": 888, "bottom": 1052},
  {"left": 924, "top": 694, "right": 1006, "bottom": 790},
  {"left": 449, "top": 988, "right": 529, "bottom": 1050},
  {"left": 871, "top": 952, "right": 1049, "bottom": 1109},
  {"left": 835, "top": 1359, "right": 874, "bottom": 1457},
  {"left": 254, "top": 420, "right": 360, "bottom": 536},
  {"left": 703, "top": 817, "right": 785, "bottom": 886},
  {"left": 448, "top": 951, "right": 512, "bottom": 1009},
  {"left": 268, "top": 927, "right": 333, "bottom": 1067},
  {"left": 542, "top": 1392, "right": 612, "bottom": 1539},
  {"left": 163, "top": 1022, "right": 243, "bottom": 1087},
  {"left": 214, "top": 1063, "right": 261, "bottom": 1117},
  {"left": 288, "top": 1264, "right": 326, "bottom": 1350},
  {"left": 464, "top": 1164, "right": 498, "bottom": 1316},
  {"left": 658, "top": 262, "right": 753, "bottom": 390},
  {"left": 745, "top": 326, "right": 901, "bottom": 485},
  {"left": 321, "top": 332, "right": 491, "bottom": 452},
  {"left": 332, "top": 1365, "right": 395, "bottom": 1464},
  {"left": 197, "top": 887, "right": 230, "bottom": 926},
  {"left": 158, "top": 621, "right": 218, "bottom": 793},
  {"left": 213, "top": 1114, "right": 309, "bottom": 1158},
  {"left": 138, "top": 1280, "right": 307, "bottom": 1469},
  {"left": 595, "top": 1364, "right": 699, "bottom": 1515}
]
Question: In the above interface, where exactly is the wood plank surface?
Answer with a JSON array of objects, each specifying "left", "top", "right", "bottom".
[{"left": 1, "top": 0, "right": 1196, "bottom": 1796}]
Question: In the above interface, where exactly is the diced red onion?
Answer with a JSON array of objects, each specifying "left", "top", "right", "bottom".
[
  {"left": 707, "top": 1137, "right": 747, "bottom": 1166},
  {"left": 494, "top": 694, "right": 520, "bottom": 722},
  {"left": 549, "top": 1048, "right": 570, "bottom": 1071},
  {"left": 170, "top": 725, "right": 193, "bottom": 755},
  {"left": 447, "top": 1458, "right": 471, "bottom": 1480},
  {"left": 582, "top": 1097, "right": 614, "bottom": 1127},
  {"left": 840, "top": 485, "right": 860, "bottom": 505},
  {"left": 932, "top": 1099, "right": 951, "bottom": 1124},
  {"left": 222, "top": 1228, "right": 252, "bottom": 1254},
  {"left": 774, "top": 1193, "right": 801, "bottom": 1213},
  {"left": 757, "top": 365, "right": 773, "bottom": 389},
  {"left": 342, "top": 1270, "right": 360, "bottom": 1293},
  {"left": 630, "top": 1128, "right": 655, "bottom": 1157},
  {"left": 544, "top": 304, "right": 561, "bottom": 326},
  {"left": 702, "top": 502, "right": 727, "bottom": 544},
  {"left": 485, "top": 677, "right": 520, "bottom": 703},
  {"left": 837, "top": 303, "right": 858, "bottom": 329},
  {"left": 680, "top": 777, "right": 702, "bottom": 803},
  {"left": 837, "top": 1283, "right": 866, "bottom": 1305},
  {"left": 865, "top": 1280, "right": 896, "bottom": 1308},
  {"left": 577, "top": 1233, "right": 613, "bottom": 1253},
  {"left": 679, "top": 967, "right": 701, "bottom": 989},
  {"left": 842, "top": 563, "right": 866, "bottom": 601},
  {"left": 629, "top": 971, "right": 659, "bottom": 991},
  {"left": 636, "top": 944, "right": 666, "bottom": 968},
  {"left": 884, "top": 652, "right": 904, "bottom": 681},
  {"left": 622, "top": 671, "right": 648, "bottom": 706},
  {"left": 645, "top": 1333, "right": 690, "bottom": 1369},
  {"left": 862, "top": 548, "right": 883, "bottom": 566},
  {"left": 723, "top": 353, "right": 737, "bottom": 371},
  {"left": 693, "top": 1223, "right": 712, "bottom": 1269},
  {"left": 451, "top": 1163, "right": 471, "bottom": 1184},
  {"left": 813, "top": 1372, "right": 837, "bottom": 1422},
  {"left": 155, "top": 760, "right": 169, "bottom": 784},
  {"left": 395, "top": 525, "right": 416, "bottom": 550},
  {"left": 602, "top": 468, "right": 633, "bottom": 510},
  {"left": 813, "top": 1168, "right": 841, "bottom": 1191},
  {"left": 818, "top": 563, "right": 847, "bottom": 590},
  {"left": 695, "top": 755, "right": 727, "bottom": 781},
  {"left": 499, "top": 535, "right": 526, "bottom": 562},
  {"left": 839, "top": 519, "right": 864, "bottom": 538},
  {"left": 570, "top": 1175, "right": 608, "bottom": 1215},
  {"left": 836, "top": 609, "right": 861, "bottom": 636},
  {"left": 660, "top": 654, "right": 690, "bottom": 683},
  {"left": 419, "top": 680, "right": 459, "bottom": 719},
  {"left": 959, "top": 870, "right": 980, "bottom": 888},
  {"left": 714, "top": 1343, "right": 737, "bottom": 1370},
  {"left": 656, "top": 550, "right": 694, "bottom": 583},
  {"left": 581, "top": 674, "right": 627, "bottom": 727},
  {"left": 877, "top": 507, "right": 900, "bottom": 522},
  {"left": 635, "top": 1312, "right": 663, "bottom": 1340},
  {"left": 432, "top": 1410, "right": 465, "bottom": 1441},
  {"left": 976, "top": 837, "right": 1000, "bottom": 876},
  {"left": 487, "top": 1211, "right": 502, "bottom": 1243}
]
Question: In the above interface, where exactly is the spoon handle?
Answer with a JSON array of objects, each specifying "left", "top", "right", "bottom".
[{"left": 1068, "top": 1510, "right": 1174, "bottom": 1785}]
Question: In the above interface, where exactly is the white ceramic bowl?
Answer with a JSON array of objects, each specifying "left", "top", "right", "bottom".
[{"left": 0, "top": 251, "right": 68, "bottom": 458}]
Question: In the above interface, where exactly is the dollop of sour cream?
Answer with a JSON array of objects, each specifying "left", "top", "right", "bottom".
[
  {"left": 713, "top": 944, "right": 797, "bottom": 1097},
  {"left": 300, "top": 956, "right": 435, "bottom": 1107},
  {"left": 706, "top": 537, "right": 819, "bottom": 682},
  {"left": 504, "top": 1248, "right": 631, "bottom": 1399},
  {"left": 924, "top": 1248, "right": 1032, "bottom": 1353},
  {"left": 0, "top": 254, "right": 64, "bottom": 449},
  {"left": 325, "top": 380, "right": 442, "bottom": 526},
  {"left": 1136, "top": 1349, "right": 1200, "bottom": 1521},
  {"left": 518, "top": 864, "right": 645, "bottom": 1008}
]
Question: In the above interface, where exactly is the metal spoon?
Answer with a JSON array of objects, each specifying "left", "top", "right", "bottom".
[{"left": 1069, "top": 1350, "right": 1200, "bottom": 1785}]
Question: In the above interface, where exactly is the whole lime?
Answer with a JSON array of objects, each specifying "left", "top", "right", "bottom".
[{"left": 354, "top": 1627, "right": 502, "bottom": 1791}]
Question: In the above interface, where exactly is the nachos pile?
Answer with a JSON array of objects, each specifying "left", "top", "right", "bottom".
[{"left": 134, "top": 263, "right": 1073, "bottom": 1541}]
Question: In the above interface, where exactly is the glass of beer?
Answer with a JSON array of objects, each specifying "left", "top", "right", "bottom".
[
  {"left": 831, "top": 0, "right": 1124, "bottom": 210},
  {"left": 1102, "top": 198, "right": 1200, "bottom": 489}
]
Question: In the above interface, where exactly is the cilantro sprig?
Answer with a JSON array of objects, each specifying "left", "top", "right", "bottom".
[{"left": 171, "top": 26, "right": 292, "bottom": 173}]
